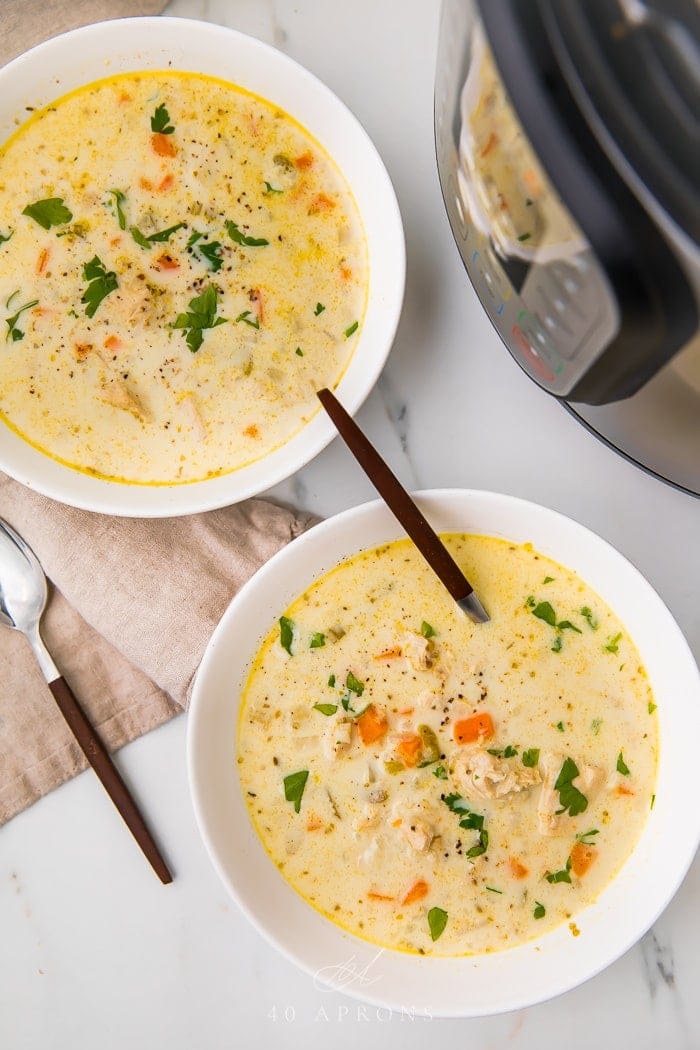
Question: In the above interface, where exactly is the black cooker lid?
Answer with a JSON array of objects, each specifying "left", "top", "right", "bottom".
[{"left": 476, "top": 0, "right": 698, "bottom": 404}]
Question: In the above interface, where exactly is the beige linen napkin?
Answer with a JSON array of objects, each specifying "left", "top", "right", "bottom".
[{"left": 0, "top": 473, "right": 317, "bottom": 825}]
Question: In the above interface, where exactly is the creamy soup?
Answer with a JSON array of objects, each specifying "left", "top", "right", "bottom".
[
  {"left": 0, "top": 72, "right": 367, "bottom": 483},
  {"left": 238, "top": 536, "right": 657, "bottom": 956}
]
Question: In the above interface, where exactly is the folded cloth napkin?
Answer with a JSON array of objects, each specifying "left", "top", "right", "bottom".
[{"left": 0, "top": 472, "right": 317, "bottom": 825}]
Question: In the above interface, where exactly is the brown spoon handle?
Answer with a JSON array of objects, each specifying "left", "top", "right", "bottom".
[{"left": 48, "top": 675, "right": 173, "bottom": 885}]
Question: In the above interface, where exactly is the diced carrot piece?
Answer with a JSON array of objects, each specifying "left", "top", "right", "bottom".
[
  {"left": 357, "top": 704, "right": 388, "bottom": 746},
  {"left": 294, "top": 151, "right": 314, "bottom": 169},
  {"left": 118, "top": 91, "right": 132, "bottom": 103},
  {"left": 155, "top": 252, "right": 179, "bottom": 271},
  {"left": 309, "top": 192, "right": 336, "bottom": 215},
  {"left": 243, "top": 424, "right": 260, "bottom": 439},
  {"left": 367, "top": 891, "right": 394, "bottom": 902},
  {"left": 396, "top": 733, "right": 422, "bottom": 767},
  {"left": 340, "top": 266, "right": 352, "bottom": 281},
  {"left": 249, "top": 288, "right": 264, "bottom": 324},
  {"left": 36, "top": 247, "right": 50, "bottom": 275},
  {"left": 74, "top": 343, "right": 92, "bottom": 360},
  {"left": 110, "top": 236, "right": 122, "bottom": 247},
  {"left": 402, "top": 879, "right": 429, "bottom": 905},
  {"left": 453, "top": 712, "right": 495, "bottom": 744},
  {"left": 374, "top": 647, "right": 402, "bottom": 660},
  {"left": 103, "top": 335, "right": 123, "bottom": 351},
  {"left": 508, "top": 857, "right": 529, "bottom": 879},
  {"left": 152, "top": 132, "right": 177, "bottom": 157},
  {"left": 157, "top": 173, "right": 174, "bottom": 192},
  {"left": 306, "top": 817, "right": 322, "bottom": 832},
  {"left": 570, "top": 842, "right": 597, "bottom": 877},
  {"left": 391, "top": 818, "right": 402, "bottom": 827},
  {"left": 139, "top": 177, "right": 154, "bottom": 191},
  {"left": 614, "top": 784, "right": 635, "bottom": 797}
]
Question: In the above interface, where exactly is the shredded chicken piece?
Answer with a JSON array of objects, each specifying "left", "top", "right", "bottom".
[
  {"left": 98, "top": 377, "right": 148, "bottom": 421},
  {"left": 400, "top": 815, "right": 434, "bottom": 853},
  {"left": 353, "top": 804, "right": 381, "bottom": 832},
  {"left": 451, "top": 747, "right": 540, "bottom": 801},
  {"left": 323, "top": 716, "right": 353, "bottom": 759},
  {"left": 537, "top": 751, "right": 604, "bottom": 836},
  {"left": 400, "top": 629, "right": 435, "bottom": 670}
]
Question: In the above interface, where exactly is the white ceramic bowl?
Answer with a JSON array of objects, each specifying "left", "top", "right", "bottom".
[
  {"left": 0, "top": 18, "right": 404, "bottom": 516},
  {"left": 188, "top": 489, "right": 700, "bottom": 1017}
]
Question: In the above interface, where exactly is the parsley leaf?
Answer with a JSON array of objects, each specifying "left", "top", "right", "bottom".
[
  {"left": 151, "top": 103, "right": 175, "bottom": 134},
  {"left": 108, "top": 189, "right": 127, "bottom": 230},
  {"left": 533, "top": 901, "right": 546, "bottom": 919},
  {"left": 604, "top": 633, "right": 622, "bottom": 654},
  {"left": 131, "top": 222, "right": 185, "bottom": 248},
  {"left": 340, "top": 694, "right": 369, "bottom": 717},
  {"left": 172, "top": 284, "right": 227, "bottom": 353},
  {"left": 648, "top": 701, "right": 657, "bottom": 714},
  {"left": 295, "top": 347, "right": 303, "bottom": 356},
  {"left": 283, "top": 770, "right": 308, "bottom": 813},
  {"left": 22, "top": 197, "right": 72, "bottom": 230},
  {"left": 485, "top": 885, "right": 502, "bottom": 893},
  {"left": 313, "top": 703, "right": 337, "bottom": 716},
  {"left": 0, "top": 229, "right": 13, "bottom": 246},
  {"left": 546, "top": 856, "right": 572, "bottom": 884},
  {"left": 487, "top": 745, "right": 517, "bottom": 758},
  {"left": 81, "top": 256, "right": 118, "bottom": 318},
  {"left": 442, "top": 793, "right": 470, "bottom": 813},
  {"left": 522, "top": 748, "right": 540, "bottom": 768},
  {"left": 556, "top": 721, "right": 565, "bottom": 732},
  {"left": 225, "top": 219, "right": 269, "bottom": 247},
  {"left": 427, "top": 907, "right": 448, "bottom": 942},
  {"left": 309, "top": 632, "right": 326, "bottom": 649},
  {"left": 580, "top": 606, "right": 599, "bottom": 630},
  {"left": 466, "top": 828, "right": 489, "bottom": 858},
  {"left": 279, "top": 616, "right": 294, "bottom": 656},
  {"left": 433, "top": 765, "right": 448, "bottom": 780},
  {"left": 551, "top": 635, "right": 563, "bottom": 653},
  {"left": 576, "top": 828, "right": 599, "bottom": 844},
  {"left": 314, "top": 302, "right": 325, "bottom": 315},
  {"left": 344, "top": 320, "right": 359, "bottom": 338},
  {"left": 543, "top": 576, "right": 554, "bottom": 584},
  {"left": 5, "top": 296, "right": 38, "bottom": 342},
  {"left": 235, "top": 310, "right": 260, "bottom": 329},
  {"left": 130, "top": 227, "right": 152, "bottom": 249},
  {"left": 327, "top": 674, "right": 336, "bottom": 688},
  {"left": 616, "top": 752, "right": 631, "bottom": 776},
  {"left": 264, "top": 181, "right": 283, "bottom": 194},
  {"left": 532, "top": 601, "right": 557, "bottom": 627},
  {"left": 420, "top": 620, "right": 436, "bottom": 639},
  {"left": 554, "top": 757, "right": 588, "bottom": 817},
  {"left": 346, "top": 671, "right": 364, "bottom": 696},
  {"left": 198, "top": 240, "right": 223, "bottom": 271}
]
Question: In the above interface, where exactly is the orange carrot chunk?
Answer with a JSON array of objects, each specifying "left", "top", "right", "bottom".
[
  {"left": 294, "top": 151, "right": 314, "bottom": 169},
  {"left": 103, "top": 335, "right": 122, "bottom": 351},
  {"left": 36, "top": 247, "right": 50, "bottom": 275},
  {"left": 570, "top": 842, "right": 597, "bottom": 877},
  {"left": 402, "top": 879, "right": 429, "bottom": 906},
  {"left": 367, "top": 891, "right": 394, "bottom": 902},
  {"left": 396, "top": 733, "right": 423, "bottom": 767},
  {"left": 508, "top": 857, "right": 529, "bottom": 880},
  {"left": 357, "top": 704, "right": 388, "bottom": 746},
  {"left": 453, "top": 712, "right": 495, "bottom": 744},
  {"left": 151, "top": 132, "right": 177, "bottom": 157},
  {"left": 155, "top": 252, "right": 179, "bottom": 271},
  {"left": 374, "top": 647, "right": 402, "bottom": 660}
]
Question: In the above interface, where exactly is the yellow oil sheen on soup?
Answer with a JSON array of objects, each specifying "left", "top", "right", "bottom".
[
  {"left": 238, "top": 536, "right": 658, "bottom": 957},
  {"left": 0, "top": 72, "right": 367, "bottom": 484}
]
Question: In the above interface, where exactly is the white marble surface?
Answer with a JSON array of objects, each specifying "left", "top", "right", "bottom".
[{"left": 2, "top": 1, "right": 699, "bottom": 1047}]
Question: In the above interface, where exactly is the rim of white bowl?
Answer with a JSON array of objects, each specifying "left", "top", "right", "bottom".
[
  {"left": 187, "top": 489, "right": 700, "bottom": 1017},
  {"left": 0, "top": 17, "right": 405, "bottom": 516}
]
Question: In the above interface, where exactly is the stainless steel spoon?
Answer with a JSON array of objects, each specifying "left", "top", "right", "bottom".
[{"left": 0, "top": 516, "right": 172, "bottom": 883}]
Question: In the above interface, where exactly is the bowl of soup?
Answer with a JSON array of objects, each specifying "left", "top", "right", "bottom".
[
  {"left": 0, "top": 18, "right": 404, "bottom": 515},
  {"left": 188, "top": 489, "right": 700, "bottom": 1016}
]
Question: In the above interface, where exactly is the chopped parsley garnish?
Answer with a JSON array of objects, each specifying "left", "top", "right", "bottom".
[
  {"left": 604, "top": 633, "right": 622, "bottom": 654},
  {"left": 591, "top": 718, "right": 602, "bottom": 735},
  {"left": 556, "top": 721, "right": 565, "bottom": 732},
  {"left": 108, "top": 189, "right": 127, "bottom": 230},
  {"left": 172, "top": 284, "right": 227, "bottom": 353},
  {"left": 235, "top": 310, "right": 260, "bottom": 329},
  {"left": 22, "top": 197, "right": 72, "bottom": 230},
  {"left": 314, "top": 302, "right": 326, "bottom": 315},
  {"left": 533, "top": 901, "right": 546, "bottom": 919},
  {"left": 313, "top": 703, "right": 337, "bottom": 716},
  {"left": 551, "top": 635, "right": 563, "bottom": 653},
  {"left": 264, "top": 181, "right": 283, "bottom": 194},
  {"left": 295, "top": 347, "right": 304, "bottom": 356},
  {"left": 543, "top": 576, "right": 554, "bottom": 584},
  {"left": 530, "top": 600, "right": 582, "bottom": 651},
  {"left": 5, "top": 295, "right": 38, "bottom": 342},
  {"left": 151, "top": 102, "right": 175, "bottom": 134},
  {"left": 420, "top": 620, "right": 436, "bottom": 639},
  {"left": 309, "top": 632, "right": 326, "bottom": 649},
  {"left": 198, "top": 240, "right": 224, "bottom": 271},
  {"left": 283, "top": 769, "right": 308, "bottom": 813},
  {"left": 554, "top": 757, "right": 588, "bottom": 817},
  {"left": 225, "top": 219, "right": 269, "bottom": 247},
  {"left": 81, "top": 256, "right": 118, "bottom": 318},
  {"left": 442, "top": 794, "right": 488, "bottom": 857},
  {"left": 427, "top": 907, "right": 448, "bottom": 942},
  {"left": 344, "top": 320, "right": 359, "bottom": 338},
  {"left": 651, "top": 794, "right": 656, "bottom": 810},
  {"left": 616, "top": 752, "right": 631, "bottom": 776},
  {"left": 517, "top": 232, "right": 532, "bottom": 242},
  {"left": 522, "top": 748, "right": 540, "bottom": 768},
  {"left": 131, "top": 222, "right": 185, "bottom": 248},
  {"left": 648, "top": 701, "right": 657, "bottom": 714},
  {"left": 575, "top": 828, "right": 599, "bottom": 845},
  {"left": 433, "top": 765, "right": 448, "bottom": 780},
  {"left": 279, "top": 616, "right": 294, "bottom": 656},
  {"left": 346, "top": 671, "right": 364, "bottom": 696},
  {"left": 546, "top": 857, "right": 572, "bottom": 884},
  {"left": 487, "top": 745, "right": 517, "bottom": 758},
  {"left": 327, "top": 674, "right": 336, "bottom": 688},
  {"left": 580, "top": 606, "right": 599, "bottom": 630},
  {"left": 442, "top": 793, "right": 470, "bottom": 813},
  {"left": 485, "top": 885, "right": 502, "bottom": 893},
  {"left": 0, "top": 229, "right": 13, "bottom": 246}
]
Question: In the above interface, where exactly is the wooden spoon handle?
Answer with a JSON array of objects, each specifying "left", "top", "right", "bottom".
[{"left": 48, "top": 675, "right": 173, "bottom": 884}]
